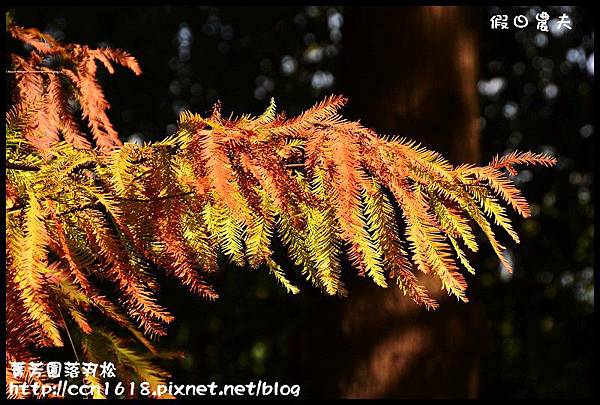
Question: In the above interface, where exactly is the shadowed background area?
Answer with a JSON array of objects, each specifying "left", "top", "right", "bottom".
[{"left": 7, "top": 6, "right": 593, "bottom": 398}]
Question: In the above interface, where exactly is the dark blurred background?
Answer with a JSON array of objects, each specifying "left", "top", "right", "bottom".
[{"left": 7, "top": 6, "right": 594, "bottom": 398}]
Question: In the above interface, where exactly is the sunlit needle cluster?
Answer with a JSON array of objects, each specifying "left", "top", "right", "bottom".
[{"left": 6, "top": 22, "right": 555, "bottom": 398}]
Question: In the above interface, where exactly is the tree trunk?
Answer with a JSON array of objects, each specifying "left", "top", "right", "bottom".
[{"left": 290, "top": 6, "right": 482, "bottom": 398}]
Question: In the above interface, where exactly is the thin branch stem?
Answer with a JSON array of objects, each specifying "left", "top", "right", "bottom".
[
  {"left": 57, "top": 305, "right": 82, "bottom": 364},
  {"left": 7, "top": 205, "right": 25, "bottom": 214},
  {"left": 57, "top": 305, "right": 90, "bottom": 399},
  {"left": 6, "top": 161, "right": 40, "bottom": 171},
  {"left": 115, "top": 191, "right": 194, "bottom": 202},
  {"left": 58, "top": 202, "right": 101, "bottom": 217}
]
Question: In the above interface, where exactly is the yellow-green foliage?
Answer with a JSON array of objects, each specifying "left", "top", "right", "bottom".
[{"left": 5, "top": 21, "right": 556, "bottom": 399}]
